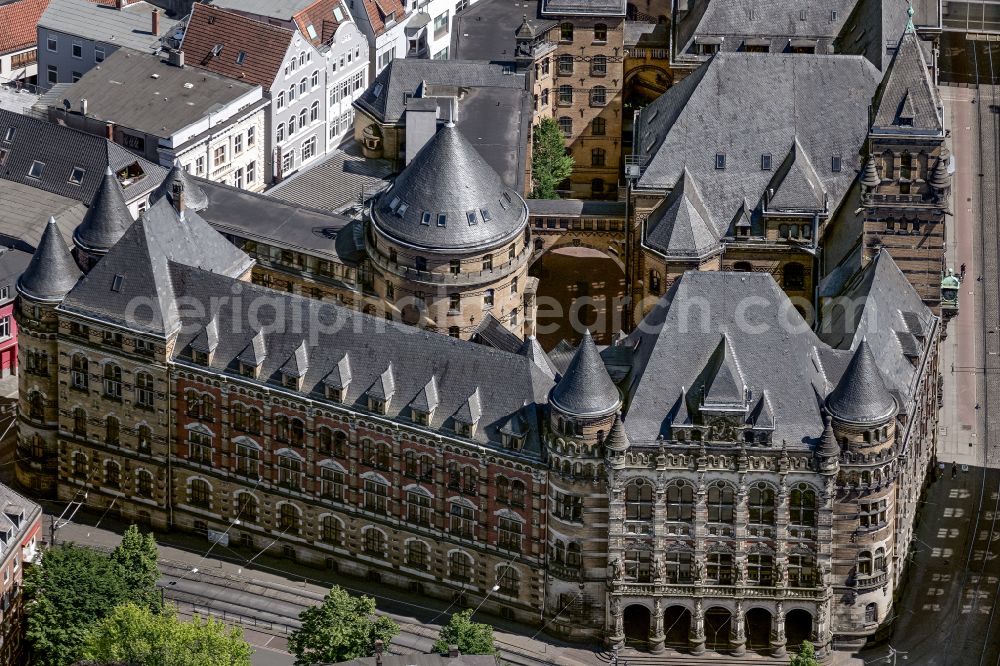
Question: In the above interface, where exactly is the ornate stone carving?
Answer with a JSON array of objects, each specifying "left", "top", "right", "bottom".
[
  {"left": 653, "top": 555, "right": 666, "bottom": 583},
  {"left": 611, "top": 556, "right": 624, "bottom": 581},
  {"left": 733, "top": 601, "right": 746, "bottom": 641},
  {"left": 694, "top": 557, "right": 706, "bottom": 582}
]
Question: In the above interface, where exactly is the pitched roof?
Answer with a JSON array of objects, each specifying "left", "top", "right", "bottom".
[
  {"left": 370, "top": 124, "right": 527, "bottom": 251},
  {"left": 0, "top": 180, "right": 85, "bottom": 252},
  {"left": 180, "top": 4, "right": 294, "bottom": 89},
  {"left": 765, "top": 138, "right": 827, "bottom": 212},
  {"left": 39, "top": 0, "right": 173, "bottom": 52},
  {"left": 643, "top": 168, "right": 719, "bottom": 258},
  {"left": 872, "top": 28, "right": 943, "bottom": 134},
  {"left": 294, "top": 0, "right": 352, "bottom": 47},
  {"left": 824, "top": 338, "right": 896, "bottom": 424},
  {"left": 74, "top": 166, "right": 134, "bottom": 252},
  {"left": 550, "top": 329, "right": 620, "bottom": 416},
  {"left": 16, "top": 217, "right": 82, "bottom": 302},
  {"left": 0, "top": 109, "right": 166, "bottom": 204},
  {"left": 0, "top": 0, "right": 50, "bottom": 56},
  {"left": 473, "top": 313, "right": 523, "bottom": 354},
  {"left": 605, "top": 413, "right": 630, "bottom": 451},
  {"left": 636, "top": 53, "right": 880, "bottom": 237},
  {"left": 151, "top": 162, "right": 209, "bottom": 211},
  {"left": 517, "top": 336, "right": 559, "bottom": 380},
  {"left": 358, "top": 0, "right": 406, "bottom": 36},
  {"left": 59, "top": 196, "right": 253, "bottom": 335},
  {"left": 540, "top": 0, "right": 625, "bottom": 16},
  {"left": 702, "top": 335, "right": 747, "bottom": 409}
]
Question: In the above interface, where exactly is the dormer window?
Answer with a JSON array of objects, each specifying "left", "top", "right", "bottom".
[
  {"left": 420, "top": 211, "right": 431, "bottom": 225},
  {"left": 325, "top": 386, "right": 342, "bottom": 402},
  {"left": 369, "top": 396, "right": 387, "bottom": 414},
  {"left": 437, "top": 213, "right": 447, "bottom": 227},
  {"left": 456, "top": 422, "right": 472, "bottom": 437},
  {"left": 192, "top": 350, "right": 209, "bottom": 365},
  {"left": 239, "top": 362, "right": 257, "bottom": 378},
  {"left": 282, "top": 372, "right": 300, "bottom": 390},
  {"left": 412, "top": 409, "right": 429, "bottom": 425}
]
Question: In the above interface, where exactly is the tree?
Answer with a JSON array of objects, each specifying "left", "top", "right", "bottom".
[
  {"left": 79, "top": 602, "right": 253, "bottom": 666},
  {"left": 789, "top": 641, "right": 821, "bottom": 666},
  {"left": 531, "top": 117, "right": 574, "bottom": 199},
  {"left": 110, "top": 525, "right": 161, "bottom": 610},
  {"left": 432, "top": 609, "right": 497, "bottom": 656},
  {"left": 24, "top": 544, "right": 133, "bottom": 666},
  {"left": 287, "top": 586, "right": 399, "bottom": 665}
]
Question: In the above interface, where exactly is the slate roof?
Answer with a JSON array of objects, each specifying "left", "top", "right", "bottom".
[
  {"left": 0, "top": 109, "right": 166, "bottom": 204},
  {"left": 824, "top": 338, "right": 896, "bottom": 424},
  {"left": 0, "top": 482, "right": 41, "bottom": 561},
  {"left": 38, "top": 0, "right": 173, "bottom": 52},
  {"left": 0, "top": 248, "right": 31, "bottom": 304},
  {"left": 540, "top": 0, "right": 625, "bottom": 16},
  {"left": 0, "top": 180, "right": 85, "bottom": 251},
  {"left": 266, "top": 143, "right": 392, "bottom": 213},
  {"left": 517, "top": 336, "right": 559, "bottom": 380},
  {"left": 550, "top": 329, "right": 621, "bottom": 416},
  {"left": 636, "top": 53, "right": 880, "bottom": 243},
  {"left": 527, "top": 199, "right": 626, "bottom": 217},
  {"left": 835, "top": 0, "right": 911, "bottom": 71},
  {"left": 74, "top": 166, "right": 134, "bottom": 252},
  {"left": 473, "top": 313, "right": 523, "bottom": 354},
  {"left": 180, "top": 4, "right": 295, "bottom": 89},
  {"left": 57, "top": 49, "right": 261, "bottom": 139},
  {"left": 59, "top": 196, "right": 253, "bottom": 335},
  {"left": 0, "top": 0, "right": 50, "bottom": 56},
  {"left": 16, "top": 217, "right": 82, "bottom": 302},
  {"left": 871, "top": 28, "right": 943, "bottom": 134},
  {"left": 643, "top": 168, "right": 719, "bottom": 258},
  {"left": 166, "top": 263, "right": 553, "bottom": 450},
  {"left": 765, "top": 138, "right": 827, "bottom": 212},
  {"left": 450, "top": 0, "right": 555, "bottom": 64},
  {"left": 370, "top": 124, "right": 527, "bottom": 252},
  {"left": 151, "top": 162, "right": 209, "bottom": 211}
]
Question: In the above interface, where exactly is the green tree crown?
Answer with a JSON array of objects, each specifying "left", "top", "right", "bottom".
[
  {"left": 531, "top": 117, "right": 574, "bottom": 199},
  {"left": 432, "top": 609, "right": 497, "bottom": 656},
  {"left": 287, "top": 585, "right": 399, "bottom": 665}
]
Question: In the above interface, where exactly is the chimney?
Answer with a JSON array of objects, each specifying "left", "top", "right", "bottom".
[
  {"left": 171, "top": 181, "right": 185, "bottom": 215},
  {"left": 404, "top": 97, "right": 443, "bottom": 165},
  {"left": 80, "top": 98, "right": 88, "bottom": 115},
  {"left": 374, "top": 640, "right": 383, "bottom": 666},
  {"left": 105, "top": 123, "right": 113, "bottom": 140},
  {"left": 168, "top": 50, "right": 185, "bottom": 68},
  {"left": 115, "top": 0, "right": 124, "bottom": 9},
  {"left": 152, "top": 9, "right": 160, "bottom": 35},
  {"left": 448, "top": 645, "right": 460, "bottom": 658}
]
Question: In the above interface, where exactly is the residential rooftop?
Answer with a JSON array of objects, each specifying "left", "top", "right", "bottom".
[
  {"left": 0, "top": 0, "right": 50, "bottom": 56},
  {"left": 38, "top": 0, "right": 174, "bottom": 52},
  {"left": 0, "top": 180, "right": 84, "bottom": 251},
  {"left": 266, "top": 142, "right": 392, "bottom": 214}
]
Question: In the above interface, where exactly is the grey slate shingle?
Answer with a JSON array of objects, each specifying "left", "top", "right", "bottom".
[
  {"left": 871, "top": 28, "right": 943, "bottom": 133},
  {"left": 550, "top": 329, "right": 620, "bottom": 416},
  {"left": 16, "top": 216, "right": 82, "bottom": 302},
  {"left": 74, "top": 166, "right": 134, "bottom": 252}
]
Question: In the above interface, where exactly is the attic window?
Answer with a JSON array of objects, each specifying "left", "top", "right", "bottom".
[
  {"left": 69, "top": 166, "right": 86, "bottom": 184},
  {"left": 466, "top": 210, "right": 478, "bottom": 225},
  {"left": 503, "top": 192, "right": 512, "bottom": 205},
  {"left": 831, "top": 10, "right": 838, "bottom": 20},
  {"left": 307, "top": 24, "right": 318, "bottom": 39},
  {"left": 389, "top": 196, "right": 400, "bottom": 211},
  {"left": 236, "top": 51, "right": 246, "bottom": 65},
  {"left": 397, "top": 203, "right": 408, "bottom": 216},
  {"left": 211, "top": 44, "right": 223, "bottom": 57},
  {"left": 111, "top": 274, "right": 125, "bottom": 292},
  {"left": 334, "top": 6, "right": 344, "bottom": 20},
  {"left": 715, "top": 153, "right": 726, "bottom": 170},
  {"left": 0, "top": 148, "right": 7, "bottom": 166},
  {"left": 28, "top": 161, "right": 45, "bottom": 178},
  {"left": 437, "top": 213, "right": 447, "bottom": 227},
  {"left": 761, "top": 153, "right": 772, "bottom": 171},
  {"left": 420, "top": 211, "right": 431, "bottom": 225},
  {"left": 373, "top": 83, "right": 384, "bottom": 98},
  {"left": 480, "top": 208, "right": 492, "bottom": 222},
  {"left": 799, "top": 9, "right": 807, "bottom": 20},
  {"left": 2, "top": 127, "right": 14, "bottom": 142},
  {"left": 831, "top": 155, "right": 842, "bottom": 172}
]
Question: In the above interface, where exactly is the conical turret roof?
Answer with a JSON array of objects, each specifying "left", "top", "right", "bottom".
[
  {"left": 605, "top": 413, "right": 630, "bottom": 452},
  {"left": 75, "top": 167, "right": 133, "bottom": 253},
  {"left": 817, "top": 414, "right": 840, "bottom": 458},
  {"left": 550, "top": 330, "right": 620, "bottom": 416},
  {"left": 17, "top": 217, "right": 82, "bottom": 302},
  {"left": 826, "top": 339, "right": 897, "bottom": 424},
  {"left": 861, "top": 155, "right": 881, "bottom": 188},
  {"left": 151, "top": 161, "right": 209, "bottom": 212},
  {"left": 371, "top": 124, "right": 526, "bottom": 251}
]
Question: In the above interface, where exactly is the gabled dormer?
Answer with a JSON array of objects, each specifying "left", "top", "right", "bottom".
[
  {"left": 323, "top": 353, "right": 352, "bottom": 403},
  {"left": 281, "top": 341, "right": 309, "bottom": 391},
  {"left": 500, "top": 406, "right": 529, "bottom": 451},
  {"left": 453, "top": 387, "right": 482, "bottom": 438},
  {"left": 237, "top": 331, "right": 266, "bottom": 379},
  {"left": 409, "top": 376, "right": 439, "bottom": 426},
  {"left": 701, "top": 334, "right": 748, "bottom": 414},
  {"left": 189, "top": 317, "right": 219, "bottom": 366},
  {"left": 366, "top": 363, "right": 395, "bottom": 414}
]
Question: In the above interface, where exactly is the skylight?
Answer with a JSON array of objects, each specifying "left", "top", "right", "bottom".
[
  {"left": 69, "top": 166, "right": 86, "bottom": 185},
  {"left": 307, "top": 24, "right": 318, "bottom": 39},
  {"left": 373, "top": 83, "right": 383, "bottom": 98},
  {"left": 466, "top": 211, "right": 477, "bottom": 225},
  {"left": 437, "top": 213, "right": 447, "bottom": 227},
  {"left": 28, "top": 161, "right": 44, "bottom": 179},
  {"left": 111, "top": 275, "right": 125, "bottom": 292},
  {"left": 236, "top": 51, "right": 246, "bottom": 65},
  {"left": 334, "top": 6, "right": 344, "bottom": 21},
  {"left": 2, "top": 127, "right": 14, "bottom": 143},
  {"left": 420, "top": 212, "right": 431, "bottom": 225},
  {"left": 480, "top": 208, "right": 492, "bottom": 222}
]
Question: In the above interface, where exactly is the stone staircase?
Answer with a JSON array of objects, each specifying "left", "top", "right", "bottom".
[{"left": 593, "top": 647, "right": 801, "bottom": 665}]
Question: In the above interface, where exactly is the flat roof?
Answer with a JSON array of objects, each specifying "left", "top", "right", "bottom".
[
  {"left": 39, "top": 0, "right": 174, "bottom": 52},
  {"left": 0, "top": 180, "right": 84, "bottom": 251},
  {"left": 452, "top": 0, "right": 541, "bottom": 63},
  {"left": 210, "top": 0, "right": 316, "bottom": 21},
  {"left": 56, "top": 49, "right": 260, "bottom": 138}
]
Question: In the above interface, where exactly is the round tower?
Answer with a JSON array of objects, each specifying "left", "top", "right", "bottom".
[
  {"left": 365, "top": 123, "right": 531, "bottom": 339},
  {"left": 15, "top": 218, "right": 82, "bottom": 496},
  {"left": 73, "top": 166, "right": 134, "bottom": 272},
  {"left": 825, "top": 339, "right": 898, "bottom": 648},
  {"left": 543, "top": 330, "right": 621, "bottom": 639},
  {"left": 150, "top": 160, "right": 209, "bottom": 212}
]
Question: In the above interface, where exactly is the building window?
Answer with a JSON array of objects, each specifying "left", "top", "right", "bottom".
[
  {"left": 213, "top": 145, "right": 227, "bottom": 168},
  {"left": 322, "top": 515, "right": 343, "bottom": 543},
  {"left": 363, "top": 528, "right": 385, "bottom": 555},
  {"left": 195, "top": 156, "right": 206, "bottom": 176},
  {"left": 449, "top": 502, "right": 475, "bottom": 537},
  {"left": 625, "top": 481, "right": 653, "bottom": 522},
  {"left": 231, "top": 439, "right": 258, "bottom": 476},
  {"left": 787, "top": 553, "right": 815, "bottom": 586},
  {"left": 406, "top": 490, "right": 431, "bottom": 525},
  {"left": 552, "top": 491, "right": 582, "bottom": 522},
  {"left": 311, "top": 70, "right": 319, "bottom": 89},
  {"left": 625, "top": 549, "right": 651, "bottom": 581},
  {"left": 234, "top": 168, "right": 244, "bottom": 190},
  {"left": 748, "top": 483, "right": 776, "bottom": 524},
  {"left": 558, "top": 54, "right": 573, "bottom": 75},
  {"left": 247, "top": 161, "right": 256, "bottom": 184},
  {"left": 303, "top": 136, "right": 317, "bottom": 161},
  {"left": 665, "top": 483, "right": 694, "bottom": 521},
  {"left": 433, "top": 10, "right": 450, "bottom": 38},
  {"left": 484, "top": 289, "right": 494, "bottom": 308},
  {"left": 859, "top": 498, "right": 888, "bottom": 529},
  {"left": 136, "top": 470, "right": 153, "bottom": 498},
  {"left": 591, "top": 147, "right": 606, "bottom": 167},
  {"left": 715, "top": 153, "right": 726, "bottom": 170},
  {"left": 279, "top": 504, "right": 299, "bottom": 533},
  {"left": 540, "top": 88, "right": 549, "bottom": 106},
  {"left": 277, "top": 91, "right": 285, "bottom": 110},
  {"left": 560, "top": 22, "right": 573, "bottom": 42},
  {"left": 26, "top": 391, "right": 44, "bottom": 421},
  {"left": 135, "top": 372, "right": 155, "bottom": 409},
  {"left": 407, "top": 540, "right": 430, "bottom": 568},
  {"left": 71, "top": 354, "right": 89, "bottom": 390},
  {"left": 590, "top": 86, "right": 607, "bottom": 106},
  {"left": 783, "top": 262, "right": 805, "bottom": 290},
  {"left": 748, "top": 552, "right": 774, "bottom": 584},
  {"left": 497, "top": 565, "right": 519, "bottom": 596},
  {"left": 363, "top": 477, "right": 389, "bottom": 514},
  {"left": 105, "top": 416, "right": 120, "bottom": 446},
  {"left": 233, "top": 134, "right": 243, "bottom": 156},
  {"left": 72, "top": 43, "right": 82, "bottom": 59},
  {"left": 189, "top": 478, "right": 209, "bottom": 506},
  {"left": 789, "top": 484, "right": 817, "bottom": 526},
  {"left": 449, "top": 551, "right": 472, "bottom": 580},
  {"left": 558, "top": 116, "right": 572, "bottom": 137},
  {"left": 46, "top": 36, "right": 57, "bottom": 52},
  {"left": 236, "top": 493, "right": 257, "bottom": 523},
  {"left": 558, "top": 84, "right": 573, "bottom": 105},
  {"left": 28, "top": 160, "right": 44, "bottom": 178},
  {"left": 247, "top": 126, "right": 255, "bottom": 147},
  {"left": 72, "top": 452, "right": 88, "bottom": 477},
  {"left": 707, "top": 552, "right": 733, "bottom": 584},
  {"left": 310, "top": 101, "right": 320, "bottom": 124},
  {"left": 321, "top": 466, "right": 345, "bottom": 500},
  {"left": 761, "top": 153, "right": 772, "bottom": 170},
  {"left": 105, "top": 461, "right": 121, "bottom": 488},
  {"left": 72, "top": 407, "right": 87, "bottom": 436},
  {"left": 137, "top": 425, "right": 152, "bottom": 452},
  {"left": 186, "top": 391, "right": 215, "bottom": 421},
  {"left": 94, "top": 45, "right": 104, "bottom": 62},
  {"left": 832, "top": 155, "right": 842, "bottom": 172},
  {"left": 188, "top": 431, "right": 212, "bottom": 464},
  {"left": 282, "top": 150, "right": 294, "bottom": 174},
  {"left": 707, "top": 483, "right": 735, "bottom": 523},
  {"left": 865, "top": 603, "right": 878, "bottom": 624},
  {"left": 47, "top": 65, "right": 57, "bottom": 84},
  {"left": 278, "top": 452, "right": 303, "bottom": 490}
]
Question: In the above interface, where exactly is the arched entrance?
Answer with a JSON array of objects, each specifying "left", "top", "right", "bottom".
[
  {"left": 745, "top": 608, "right": 773, "bottom": 653},
  {"left": 663, "top": 605, "right": 691, "bottom": 648},
  {"left": 528, "top": 245, "right": 625, "bottom": 349},
  {"left": 785, "top": 609, "right": 813, "bottom": 650},
  {"left": 623, "top": 604, "right": 650, "bottom": 646},
  {"left": 704, "top": 607, "right": 732, "bottom": 651}
]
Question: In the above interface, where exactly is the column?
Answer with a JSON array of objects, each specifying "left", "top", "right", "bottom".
[
  {"left": 690, "top": 599, "right": 706, "bottom": 655},
  {"left": 608, "top": 596, "right": 624, "bottom": 650},
  {"left": 815, "top": 599, "right": 832, "bottom": 656},
  {"left": 770, "top": 602, "right": 787, "bottom": 658},
  {"left": 650, "top": 598, "right": 665, "bottom": 654},
  {"left": 730, "top": 601, "right": 746, "bottom": 657}
]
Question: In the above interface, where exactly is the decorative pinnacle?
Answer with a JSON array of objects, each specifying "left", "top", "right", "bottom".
[{"left": 906, "top": 1, "right": 915, "bottom": 33}]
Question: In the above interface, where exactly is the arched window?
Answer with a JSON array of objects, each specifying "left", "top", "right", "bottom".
[
  {"left": 707, "top": 483, "right": 735, "bottom": 523},
  {"left": 289, "top": 418, "right": 305, "bottom": 446},
  {"left": 591, "top": 54, "right": 607, "bottom": 75},
  {"left": 279, "top": 503, "right": 300, "bottom": 533},
  {"left": 552, "top": 539, "right": 565, "bottom": 563},
  {"left": 71, "top": 354, "right": 88, "bottom": 389},
  {"left": 135, "top": 372, "right": 154, "bottom": 409},
  {"left": 858, "top": 551, "right": 873, "bottom": 575},
  {"left": 278, "top": 450, "right": 303, "bottom": 490},
  {"left": 593, "top": 22, "right": 607, "bottom": 42},
  {"left": 590, "top": 85, "right": 607, "bottom": 106},
  {"left": 407, "top": 540, "right": 430, "bottom": 568},
  {"left": 73, "top": 407, "right": 87, "bottom": 436},
  {"left": 865, "top": 602, "right": 878, "bottom": 624},
  {"left": 137, "top": 424, "right": 152, "bottom": 451},
  {"left": 247, "top": 407, "right": 262, "bottom": 434},
  {"left": 333, "top": 430, "right": 348, "bottom": 456},
  {"left": 540, "top": 88, "right": 549, "bottom": 106},
  {"left": 102, "top": 364, "right": 123, "bottom": 399},
  {"left": 363, "top": 475, "right": 389, "bottom": 514},
  {"left": 190, "top": 478, "right": 210, "bottom": 507},
  {"left": 288, "top": 114, "right": 297, "bottom": 136},
  {"left": 232, "top": 403, "right": 246, "bottom": 431},
  {"left": 449, "top": 550, "right": 473, "bottom": 581},
  {"left": 784, "top": 262, "right": 805, "bottom": 290},
  {"left": 276, "top": 91, "right": 285, "bottom": 109},
  {"left": 733, "top": 261, "right": 752, "bottom": 272},
  {"left": 557, "top": 54, "right": 573, "bottom": 75},
  {"left": 105, "top": 460, "right": 121, "bottom": 488},
  {"left": 649, "top": 269, "right": 662, "bottom": 295},
  {"left": 310, "top": 100, "right": 319, "bottom": 122},
  {"left": 511, "top": 479, "right": 526, "bottom": 507},
  {"left": 497, "top": 565, "right": 519, "bottom": 596},
  {"left": 558, "top": 84, "right": 573, "bottom": 105},
  {"left": 27, "top": 391, "right": 44, "bottom": 420},
  {"left": 277, "top": 123, "right": 285, "bottom": 142},
  {"left": 274, "top": 415, "right": 289, "bottom": 441},
  {"left": 560, "top": 22, "right": 573, "bottom": 42},
  {"left": 496, "top": 476, "right": 510, "bottom": 502},
  {"left": 462, "top": 466, "right": 478, "bottom": 495},
  {"left": 105, "top": 416, "right": 120, "bottom": 445},
  {"left": 237, "top": 493, "right": 257, "bottom": 523},
  {"left": 566, "top": 542, "right": 582, "bottom": 567},
  {"left": 558, "top": 116, "right": 573, "bottom": 137},
  {"left": 29, "top": 434, "right": 43, "bottom": 458},
  {"left": 591, "top": 147, "right": 606, "bottom": 167},
  {"left": 322, "top": 515, "right": 343, "bottom": 543},
  {"left": 318, "top": 426, "right": 333, "bottom": 454},
  {"left": 299, "top": 108, "right": 308, "bottom": 129},
  {"left": 789, "top": 484, "right": 817, "bottom": 526},
  {"left": 363, "top": 527, "right": 385, "bottom": 555},
  {"left": 665, "top": 482, "right": 694, "bottom": 521},
  {"left": 900, "top": 152, "right": 912, "bottom": 180},
  {"left": 625, "top": 481, "right": 653, "bottom": 521},
  {"left": 73, "top": 451, "right": 88, "bottom": 477},
  {"left": 136, "top": 470, "right": 153, "bottom": 498},
  {"left": 748, "top": 483, "right": 775, "bottom": 525},
  {"left": 874, "top": 547, "right": 886, "bottom": 572}
]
